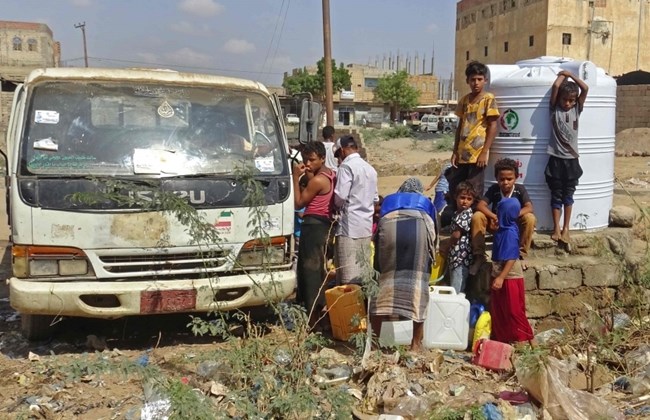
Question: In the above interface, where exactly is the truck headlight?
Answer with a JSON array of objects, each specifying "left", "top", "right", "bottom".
[
  {"left": 13, "top": 245, "right": 91, "bottom": 278},
  {"left": 236, "top": 236, "right": 289, "bottom": 268}
]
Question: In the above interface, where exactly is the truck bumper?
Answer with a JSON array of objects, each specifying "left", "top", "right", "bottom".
[{"left": 8, "top": 271, "right": 296, "bottom": 318}]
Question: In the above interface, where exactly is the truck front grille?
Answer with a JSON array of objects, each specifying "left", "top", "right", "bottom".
[{"left": 98, "top": 250, "right": 231, "bottom": 276}]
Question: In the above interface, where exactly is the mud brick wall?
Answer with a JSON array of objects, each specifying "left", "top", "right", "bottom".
[{"left": 616, "top": 85, "right": 650, "bottom": 132}]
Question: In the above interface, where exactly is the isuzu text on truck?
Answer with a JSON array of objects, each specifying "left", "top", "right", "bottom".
[{"left": 4, "top": 67, "right": 305, "bottom": 339}]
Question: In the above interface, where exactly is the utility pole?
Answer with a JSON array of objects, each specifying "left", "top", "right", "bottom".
[
  {"left": 322, "top": 0, "right": 334, "bottom": 126},
  {"left": 74, "top": 22, "right": 88, "bottom": 67}
]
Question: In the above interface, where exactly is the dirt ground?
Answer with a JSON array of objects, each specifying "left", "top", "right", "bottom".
[{"left": 0, "top": 130, "right": 648, "bottom": 418}]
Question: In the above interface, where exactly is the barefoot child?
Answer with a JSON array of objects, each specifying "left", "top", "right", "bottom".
[
  {"left": 546, "top": 70, "right": 589, "bottom": 244},
  {"left": 447, "top": 182, "right": 476, "bottom": 294},
  {"left": 490, "top": 198, "right": 534, "bottom": 345}
]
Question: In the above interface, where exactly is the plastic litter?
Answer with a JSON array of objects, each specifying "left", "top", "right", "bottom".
[
  {"left": 482, "top": 403, "right": 503, "bottom": 420},
  {"left": 136, "top": 353, "right": 149, "bottom": 367},
  {"left": 273, "top": 348, "right": 292, "bottom": 366},
  {"left": 516, "top": 356, "right": 624, "bottom": 420},
  {"left": 534, "top": 328, "right": 564, "bottom": 345},
  {"left": 611, "top": 313, "right": 631, "bottom": 329},
  {"left": 514, "top": 402, "right": 538, "bottom": 420},
  {"left": 497, "top": 390, "right": 529, "bottom": 405},
  {"left": 386, "top": 394, "right": 432, "bottom": 419}
]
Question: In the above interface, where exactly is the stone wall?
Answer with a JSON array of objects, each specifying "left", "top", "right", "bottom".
[
  {"left": 616, "top": 84, "right": 650, "bottom": 132},
  {"left": 467, "top": 228, "right": 650, "bottom": 332}
]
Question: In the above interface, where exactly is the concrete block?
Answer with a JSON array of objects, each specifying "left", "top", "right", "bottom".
[
  {"left": 582, "top": 264, "right": 622, "bottom": 287},
  {"left": 524, "top": 268, "right": 537, "bottom": 290},
  {"left": 538, "top": 266, "right": 582, "bottom": 290},
  {"left": 526, "top": 292, "right": 554, "bottom": 318}
]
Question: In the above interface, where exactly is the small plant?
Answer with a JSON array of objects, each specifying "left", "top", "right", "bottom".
[{"left": 434, "top": 134, "right": 455, "bottom": 152}]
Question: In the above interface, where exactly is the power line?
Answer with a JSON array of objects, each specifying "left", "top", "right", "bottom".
[
  {"left": 60, "top": 56, "right": 284, "bottom": 75},
  {"left": 260, "top": 0, "right": 286, "bottom": 78},
  {"left": 266, "top": 0, "right": 291, "bottom": 84}
]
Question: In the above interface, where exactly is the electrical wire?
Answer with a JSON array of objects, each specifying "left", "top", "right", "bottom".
[
  {"left": 266, "top": 0, "right": 291, "bottom": 84},
  {"left": 259, "top": 0, "right": 286, "bottom": 78}
]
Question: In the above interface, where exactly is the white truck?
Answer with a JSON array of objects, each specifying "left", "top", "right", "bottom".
[{"left": 4, "top": 67, "right": 304, "bottom": 339}]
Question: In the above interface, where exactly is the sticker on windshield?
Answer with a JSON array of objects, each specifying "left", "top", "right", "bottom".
[
  {"left": 254, "top": 156, "right": 275, "bottom": 172},
  {"left": 157, "top": 101, "right": 174, "bottom": 118},
  {"left": 35, "top": 110, "right": 60, "bottom": 124},
  {"left": 132, "top": 148, "right": 161, "bottom": 174},
  {"left": 33, "top": 137, "right": 59, "bottom": 151}
]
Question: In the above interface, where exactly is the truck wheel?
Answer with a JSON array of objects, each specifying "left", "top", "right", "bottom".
[{"left": 21, "top": 314, "right": 58, "bottom": 341}]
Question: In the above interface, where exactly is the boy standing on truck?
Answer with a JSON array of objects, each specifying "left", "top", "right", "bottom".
[
  {"left": 447, "top": 61, "right": 500, "bottom": 204},
  {"left": 546, "top": 70, "right": 588, "bottom": 245}
]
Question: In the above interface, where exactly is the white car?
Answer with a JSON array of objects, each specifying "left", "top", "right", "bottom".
[{"left": 285, "top": 113, "right": 300, "bottom": 124}]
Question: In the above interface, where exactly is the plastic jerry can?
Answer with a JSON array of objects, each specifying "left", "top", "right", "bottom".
[
  {"left": 423, "top": 286, "right": 470, "bottom": 350},
  {"left": 429, "top": 253, "right": 447, "bottom": 285},
  {"left": 325, "top": 285, "right": 366, "bottom": 341},
  {"left": 472, "top": 339, "right": 514, "bottom": 371},
  {"left": 378, "top": 319, "right": 412, "bottom": 347}
]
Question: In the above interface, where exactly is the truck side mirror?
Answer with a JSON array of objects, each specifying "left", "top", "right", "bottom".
[{"left": 299, "top": 99, "right": 321, "bottom": 144}]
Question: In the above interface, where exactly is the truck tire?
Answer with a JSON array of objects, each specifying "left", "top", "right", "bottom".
[{"left": 21, "top": 314, "right": 58, "bottom": 341}]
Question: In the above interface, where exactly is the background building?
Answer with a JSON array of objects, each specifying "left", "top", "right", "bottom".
[
  {"left": 0, "top": 20, "right": 60, "bottom": 151},
  {"left": 284, "top": 63, "right": 440, "bottom": 126},
  {"left": 454, "top": 0, "right": 649, "bottom": 95}
]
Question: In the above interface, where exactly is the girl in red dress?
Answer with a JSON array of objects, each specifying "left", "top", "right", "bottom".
[{"left": 490, "top": 198, "right": 535, "bottom": 344}]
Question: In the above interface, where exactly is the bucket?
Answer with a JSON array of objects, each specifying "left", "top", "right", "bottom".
[
  {"left": 325, "top": 285, "right": 366, "bottom": 341},
  {"left": 423, "top": 286, "right": 470, "bottom": 350},
  {"left": 486, "top": 56, "right": 616, "bottom": 230}
]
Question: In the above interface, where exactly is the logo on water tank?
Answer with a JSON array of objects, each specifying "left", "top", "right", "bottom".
[{"left": 499, "top": 108, "right": 520, "bottom": 137}]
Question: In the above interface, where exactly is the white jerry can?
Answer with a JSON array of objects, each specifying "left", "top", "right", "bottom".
[{"left": 423, "top": 286, "right": 470, "bottom": 350}]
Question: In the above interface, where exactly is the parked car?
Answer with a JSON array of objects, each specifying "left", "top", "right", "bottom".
[
  {"left": 419, "top": 114, "right": 440, "bottom": 132},
  {"left": 285, "top": 113, "right": 300, "bottom": 124},
  {"left": 440, "top": 115, "right": 459, "bottom": 134}
]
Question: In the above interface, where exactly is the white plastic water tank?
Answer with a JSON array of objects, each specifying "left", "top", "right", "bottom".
[{"left": 486, "top": 56, "right": 617, "bottom": 230}]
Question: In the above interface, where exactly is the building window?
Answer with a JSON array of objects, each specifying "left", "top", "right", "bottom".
[
  {"left": 466, "top": 51, "right": 470, "bottom": 60},
  {"left": 529, "top": 35, "right": 534, "bottom": 47},
  {"left": 562, "top": 33, "right": 572, "bottom": 45},
  {"left": 27, "top": 38, "right": 38, "bottom": 52},
  {"left": 364, "top": 78, "right": 378, "bottom": 88},
  {"left": 12, "top": 36, "right": 22, "bottom": 51},
  {"left": 484, "top": 46, "right": 489, "bottom": 56},
  {"left": 504, "top": 41, "right": 509, "bottom": 52}
]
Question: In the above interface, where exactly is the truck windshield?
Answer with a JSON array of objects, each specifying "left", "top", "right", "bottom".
[{"left": 21, "top": 81, "right": 286, "bottom": 177}]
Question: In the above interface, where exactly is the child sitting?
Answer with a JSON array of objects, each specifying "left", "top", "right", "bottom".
[
  {"left": 447, "top": 182, "right": 475, "bottom": 294},
  {"left": 490, "top": 198, "right": 534, "bottom": 345},
  {"left": 471, "top": 158, "right": 536, "bottom": 274}
]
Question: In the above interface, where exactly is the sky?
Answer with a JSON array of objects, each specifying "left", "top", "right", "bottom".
[{"left": 3, "top": 0, "right": 457, "bottom": 87}]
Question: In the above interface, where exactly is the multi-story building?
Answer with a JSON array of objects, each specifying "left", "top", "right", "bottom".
[
  {"left": 454, "top": 0, "right": 649, "bottom": 95},
  {"left": 0, "top": 20, "right": 60, "bottom": 150},
  {"left": 284, "top": 63, "right": 439, "bottom": 125}
]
